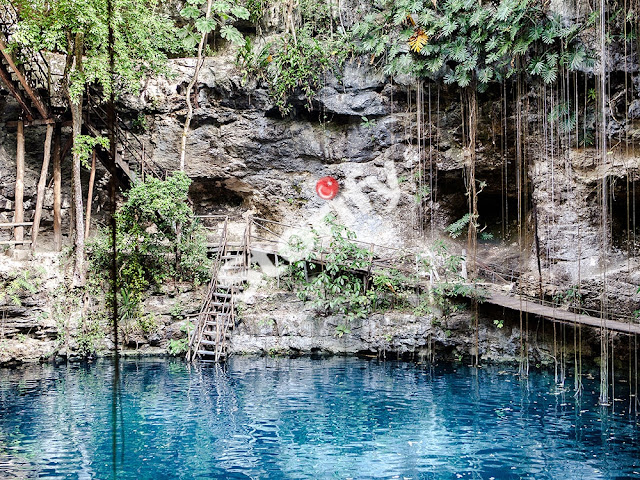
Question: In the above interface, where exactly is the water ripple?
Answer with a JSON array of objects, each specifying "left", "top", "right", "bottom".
[{"left": 0, "top": 358, "right": 639, "bottom": 479}]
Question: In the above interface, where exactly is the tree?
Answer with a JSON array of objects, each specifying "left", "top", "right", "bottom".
[
  {"left": 12, "top": 0, "right": 177, "bottom": 285},
  {"left": 88, "top": 171, "right": 210, "bottom": 319},
  {"left": 177, "top": 0, "right": 248, "bottom": 170}
]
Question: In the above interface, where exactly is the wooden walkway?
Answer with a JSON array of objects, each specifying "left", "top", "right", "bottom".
[{"left": 485, "top": 290, "right": 640, "bottom": 335}]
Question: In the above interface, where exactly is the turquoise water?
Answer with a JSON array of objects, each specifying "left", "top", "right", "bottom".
[{"left": 0, "top": 357, "right": 639, "bottom": 479}]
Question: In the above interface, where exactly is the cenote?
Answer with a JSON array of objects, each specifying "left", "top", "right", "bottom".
[{"left": 1, "top": 357, "right": 639, "bottom": 480}]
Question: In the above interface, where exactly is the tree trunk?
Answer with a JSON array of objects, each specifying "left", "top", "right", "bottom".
[
  {"left": 85, "top": 149, "right": 96, "bottom": 239},
  {"left": 14, "top": 119, "right": 25, "bottom": 242},
  {"left": 53, "top": 125, "right": 62, "bottom": 251},
  {"left": 70, "top": 98, "right": 86, "bottom": 286},
  {"left": 66, "top": 33, "right": 86, "bottom": 286},
  {"left": 179, "top": 0, "right": 213, "bottom": 171},
  {"left": 31, "top": 122, "right": 54, "bottom": 250}
]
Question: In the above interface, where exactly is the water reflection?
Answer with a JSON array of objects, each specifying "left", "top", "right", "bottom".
[{"left": 0, "top": 357, "right": 639, "bottom": 479}]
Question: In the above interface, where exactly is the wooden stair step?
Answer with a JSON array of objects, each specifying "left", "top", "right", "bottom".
[
  {"left": 211, "top": 292, "right": 231, "bottom": 298},
  {"left": 205, "top": 301, "right": 228, "bottom": 307},
  {"left": 199, "top": 339, "right": 224, "bottom": 346},
  {"left": 217, "top": 284, "right": 245, "bottom": 291},
  {"left": 196, "top": 350, "right": 216, "bottom": 357},
  {"left": 205, "top": 321, "right": 232, "bottom": 328}
]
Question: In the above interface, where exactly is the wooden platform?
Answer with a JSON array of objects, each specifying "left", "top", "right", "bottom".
[{"left": 485, "top": 291, "right": 640, "bottom": 335}]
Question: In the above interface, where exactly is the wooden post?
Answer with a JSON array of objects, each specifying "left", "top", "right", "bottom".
[
  {"left": 31, "top": 122, "right": 54, "bottom": 250},
  {"left": 53, "top": 126, "right": 62, "bottom": 251},
  {"left": 85, "top": 149, "right": 96, "bottom": 239},
  {"left": 14, "top": 119, "right": 25, "bottom": 242}
]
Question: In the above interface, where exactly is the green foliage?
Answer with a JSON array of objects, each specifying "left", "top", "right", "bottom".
[
  {"left": 265, "top": 28, "right": 334, "bottom": 115},
  {"left": 137, "top": 313, "right": 157, "bottom": 334},
  {"left": 88, "top": 172, "right": 210, "bottom": 323},
  {"left": 240, "top": 0, "right": 351, "bottom": 115},
  {"left": 244, "top": 0, "right": 266, "bottom": 24},
  {"left": 76, "top": 313, "right": 105, "bottom": 357},
  {"left": 335, "top": 324, "right": 351, "bottom": 337},
  {"left": 288, "top": 214, "right": 377, "bottom": 319},
  {"left": 178, "top": 0, "right": 248, "bottom": 51},
  {"left": 13, "top": 0, "right": 178, "bottom": 100},
  {"left": 131, "top": 113, "right": 148, "bottom": 132},
  {"left": 494, "top": 319, "right": 504, "bottom": 329},
  {"left": 354, "top": 0, "right": 592, "bottom": 88},
  {"left": 283, "top": 217, "right": 478, "bottom": 329},
  {"left": 552, "top": 285, "right": 583, "bottom": 310},
  {"left": 169, "top": 301, "right": 186, "bottom": 320},
  {"left": 71, "top": 134, "right": 109, "bottom": 169},
  {"left": 548, "top": 101, "right": 577, "bottom": 133},
  {"left": 446, "top": 214, "right": 471, "bottom": 239},
  {"left": 360, "top": 116, "right": 377, "bottom": 128},
  {"left": 168, "top": 322, "right": 193, "bottom": 356},
  {"left": 0, "top": 269, "right": 41, "bottom": 307}
]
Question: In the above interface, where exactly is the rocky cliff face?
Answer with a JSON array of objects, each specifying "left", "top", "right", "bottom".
[
  {"left": 129, "top": 49, "right": 640, "bottom": 310},
  {"left": 1, "top": 6, "right": 639, "bottom": 363}
]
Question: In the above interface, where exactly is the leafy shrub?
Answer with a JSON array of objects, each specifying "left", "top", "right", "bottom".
[{"left": 88, "top": 172, "right": 210, "bottom": 322}]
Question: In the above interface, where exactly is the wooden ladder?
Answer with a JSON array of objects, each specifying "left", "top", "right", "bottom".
[{"left": 187, "top": 217, "right": 248, "bottom": 362}]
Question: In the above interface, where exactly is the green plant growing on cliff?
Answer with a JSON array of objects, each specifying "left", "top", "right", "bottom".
[
  {"left": 286, "top": 214, "right": 416, "bottom": 320},
  {"left": 354, "top": 0, "right": 592, "bottom": 281},
  {"left": 76, "top": 312, "right": 105, "bottom": 357},
  {"left": 168, "top": 322, "right": 193, "bottom": 356},
  {"left": 335, "top": 324, "right": 351, "bottom": 337},
  {"left": 243, "top": 0, "right": 351, "bottom": 115},
  {"left": 265, "top": 27, "right": 334, "bottom": 115},
  {"left": 290, "top": 214, "right": 376, "bottom": 319},
  {"left": 88, "top": 172, "right": 210, "bottom": 324},
  {"left": 0, "top": 270, "right": 41, "bottom": 307}
]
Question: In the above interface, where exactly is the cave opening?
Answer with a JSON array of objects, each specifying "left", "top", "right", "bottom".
[
  {"left": 477, "top": 191, "right": 520, "bottom": 241},
  {"left": 610, "top": 173, "right": 640, "bottom": 254},
  {"left": 188, "top": 178, "right": 246, "bottom": 217},
  {"left": 435, "top": 169, "right": 520, "bottom": 242}
]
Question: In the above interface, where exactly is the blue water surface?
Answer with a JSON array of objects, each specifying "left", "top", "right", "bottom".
[{"left": 0, "top": 357, "right": 639, "bottom": 479}]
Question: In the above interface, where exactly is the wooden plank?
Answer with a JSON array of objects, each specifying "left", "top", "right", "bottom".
[
  {"left": 0, "top": 222, "right": 33, "bottom": 228},
  {"left": 5, "top": 118, "right": 56, "bottom": 127},
  {"left": 211, "top": 292, "right": 231, "bottom": 299},
  {"left": 196, "top": 350, "right": 216, "bottom": 357},
  {"left": 0, "top": 240, "right": 32, "bottom": 245},
  {"left": 14, "top": 120, "right": 24, "bottom": 241}
]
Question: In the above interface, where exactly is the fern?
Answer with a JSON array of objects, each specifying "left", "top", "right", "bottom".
[
  {"left": 352, "top": 0, "right": 591, "bottom": 90},
  {"left": 528, "top": 56, "right": 544, "bottom": 75},
  {"left": 446, "top": 214, "right": 471, "bottom": 238},
  {"left": 513, "top": 38, "right": 531, "bottom": 55},
  {"left": 495, "top": 0, "right": 516, "bottom": 21},
  {"left": 441, "top": 18, "right": 458, "bottom": 37},
  {"left": 451, "top": 39, "right": 468, "bottom": 62},
  {"left": 469, "top": 7, "right": 489, "bottom": 26}
]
